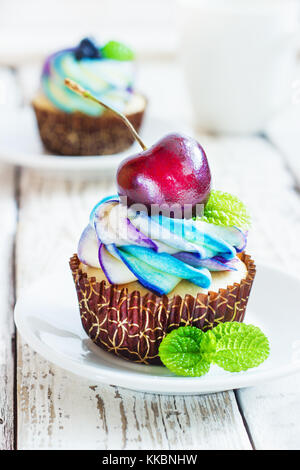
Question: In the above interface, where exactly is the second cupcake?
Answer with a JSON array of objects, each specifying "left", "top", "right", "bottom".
[{"left": 32, "top": 38, "right": 146, "bottom": 156}]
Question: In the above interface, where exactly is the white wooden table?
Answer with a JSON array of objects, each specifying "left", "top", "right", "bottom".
[{"left": 1, "top": 59, "right": 300, "bottom": 450}]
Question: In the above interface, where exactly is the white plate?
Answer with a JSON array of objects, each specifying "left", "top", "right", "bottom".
[
  {"left": 14, "top": 263, "right": 300, "bottom": 395},
  {"left": 0, "top": 107, "right": 187, "bottom": 176}
]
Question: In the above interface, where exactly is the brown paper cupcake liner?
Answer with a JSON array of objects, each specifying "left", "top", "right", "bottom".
[
  {"left": 32, "top": 94, "right": 146, "bottom": 156},
  {"left": 70, "top": 252, "right": 256, "bottom": 364}
]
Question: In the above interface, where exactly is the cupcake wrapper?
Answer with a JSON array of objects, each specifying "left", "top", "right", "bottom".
[
  {"left": 70, "top": 252, "right": 256, "bottom": 364},
  {"left": 32, "top": 97, "right": 146, "bottom": 156}
]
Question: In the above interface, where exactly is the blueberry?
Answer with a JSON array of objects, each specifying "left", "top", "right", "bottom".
[{"left": 74, "top": 38, "right": 100, "bottom": 60}]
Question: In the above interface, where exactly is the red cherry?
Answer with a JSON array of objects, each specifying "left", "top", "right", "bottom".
[
  {"left": 63, "top": 81, "right": 211, "bottom": 218},
  {"left": 117, "top": 133, "right": 211, "bottom": 218}
]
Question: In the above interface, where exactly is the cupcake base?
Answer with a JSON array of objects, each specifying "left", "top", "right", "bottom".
[
  {"left": 70, "top": 252, "right": 256, "bottom": 364},
  {"left": 32, "top": 92, "right": 147, "bottom": 156}
]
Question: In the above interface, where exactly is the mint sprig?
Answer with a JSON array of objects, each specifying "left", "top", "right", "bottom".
[
  {"left": 200, "top": 190, "right": 251, "bottom": 229},
  {"left": 159, "top": 322, "right": 269, "bottom": 377}
]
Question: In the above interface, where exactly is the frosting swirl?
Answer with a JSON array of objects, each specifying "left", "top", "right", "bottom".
[
  {"left": 41, "top": 48, "right": 135, "bottom": 116},
  {"left": 78, "top": 196, "right": 247, "bottom": 295}
]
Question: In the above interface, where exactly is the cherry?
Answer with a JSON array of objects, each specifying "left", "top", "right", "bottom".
[
  {"left": 117, "top": 133, "right": 211, "bottom": 217},
  {"left": 65, "top": 79, "right": 211, "bottom": 218}
]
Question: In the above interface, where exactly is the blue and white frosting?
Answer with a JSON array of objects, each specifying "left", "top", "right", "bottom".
[
  {"left": 78, "top": 196, "right": 248, "bottom": 296},
  {"left": 42, "top": 49, "right": 135, "bottom": 116}
]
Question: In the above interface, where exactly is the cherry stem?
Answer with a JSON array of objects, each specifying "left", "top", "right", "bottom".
[{"left": 64, "top": 78, "right": 147, "bottom": 151}]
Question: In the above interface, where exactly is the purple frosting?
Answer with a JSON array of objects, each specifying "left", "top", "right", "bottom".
[{"left": 42, "top": 47, "right": 75, "bottom": 77}]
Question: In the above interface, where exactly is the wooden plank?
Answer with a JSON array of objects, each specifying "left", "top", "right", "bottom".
[
  {"left": 0, "top": 164, "right": 17, "bottom": 450},
  {"left": 86, "top": 386, "right": 250, "bottom": 450},
  {"left": 199, "top": 134, "right": 300, "bottom": 450},
  {"left": 236, "top": 375, "right": 300, "bottom": 450},
  {"left": 16, "top": 168, "right": 251, "bottom": 450}
]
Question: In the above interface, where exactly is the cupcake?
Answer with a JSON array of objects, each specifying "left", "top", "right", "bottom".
[
  {"left": 69, "top": 83, "right": 255, "bottom": 364},
  {"left": 32, "top": 38, "right": 146, "bottom": 156}
]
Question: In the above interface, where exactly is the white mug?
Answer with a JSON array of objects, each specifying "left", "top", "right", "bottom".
[{"left": 178, "top": 0, "right": 300, "bottom": 134}]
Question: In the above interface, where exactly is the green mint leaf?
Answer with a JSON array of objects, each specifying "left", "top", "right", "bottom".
[
  {"left": 101, "top": 41, "right": 135, "bottom": 61},
  {"left": 159, "top": 323, "right": 270, "bottom": 377},
  {"left": 159, "top": 326, "right": 214, "bottom": 377},
  {"left": 211, "top": 321, "right": 249, "bottom": 341},
  {"left": 212, "top": 322, "right": 270, "bottom": 372},
  {"left": 201, "top": 190, "right": 251, "bottom": 229}
]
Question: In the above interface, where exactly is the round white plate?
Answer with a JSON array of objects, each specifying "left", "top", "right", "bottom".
[
  {"left": 0, "top": 107, "right": 186, "bottom": 176},
  {"left": 14, "top": 263, "right": 300, "bottom": 395}
]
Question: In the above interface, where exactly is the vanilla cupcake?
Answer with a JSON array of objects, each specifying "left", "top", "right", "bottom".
[{"left": 32, "top": 38, "right": 146, "bottom": 156}]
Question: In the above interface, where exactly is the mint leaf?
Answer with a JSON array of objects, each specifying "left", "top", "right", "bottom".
[
  {"left": 212, "top": 322, "right": 270, "bottom": 372},
  {"left": 159, "top": 326, "right": 214, "bottom": 377},
  {"left": 159, "top": 323, "right": 270, "bottom": 377},
  {"left": 201, "top": 190, "right": 251, "bottom": 229},
  {"left": 211, "top": 321, "right": 250, "bottom": 341}
]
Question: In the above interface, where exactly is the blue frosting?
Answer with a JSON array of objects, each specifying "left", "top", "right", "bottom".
[{"left": 42, "top": 48, "right": 135, "bottom": 116}]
